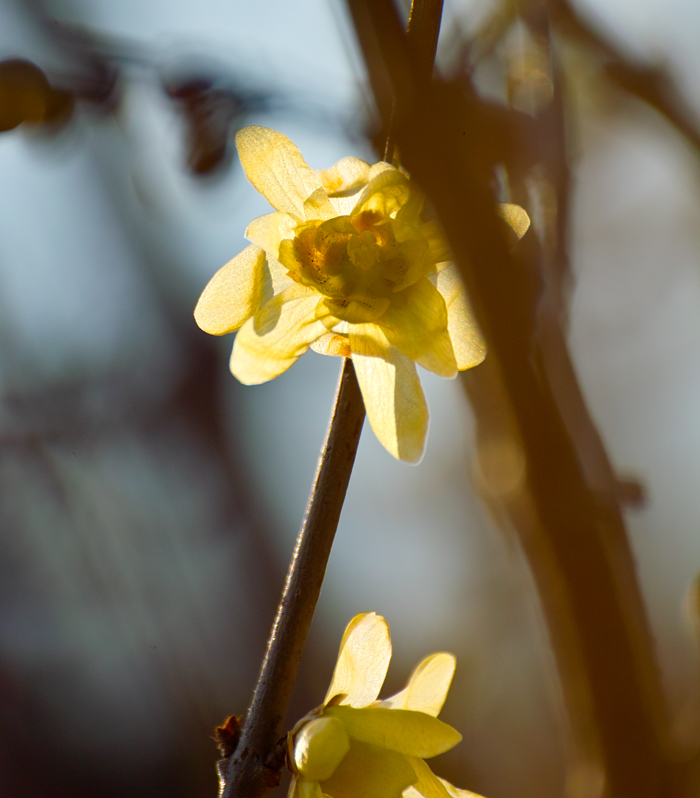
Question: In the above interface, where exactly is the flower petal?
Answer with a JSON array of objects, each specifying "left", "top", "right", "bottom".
[
  {"left": 419, "top": 220, "right": 451, "bottom": 265},
  {"left": 320, "top": 156, "right": 371, "bottom": 196},
  {"left": 297, "top": 780, "right": 323, "bottom": 798},
  {"left": 405, "top": 758, "right": 451, "bottom": 798},
  {"left": 438, "top": 779, "right": 486, "bottom": 798},
  {"left": 324, "top": 706, "right": 462, "bottom": 759},
  {"left": 294, "top": 716, "right": 350, "bottom": 782},
  {"left": 304, "top": 187, "right": 340, "bottom": 222},
  {"left": 311, "top": 333, "right": 351, "bottom": 358},
  {"left": 319, "top": 739, "right": 416, "bottom": 798},
  {"left": 324, "top": 612, "right": 392, "bottom": 708},
  {"left": 245, "top": 212, "right": 298, "bottom": 260},
  {"left": 194, "top": 245, "right": 268, "bottom": 335},
  {"left": 380, "top": 279, "right": 457, "bottom": 378},
  {"left": 433, "top": 265, "right": 486, "bottom": 371},
  {"left": 377, "top": 653, "right": 456, "bottom": 717},
  {"left": 236, "top": 126, "right": 323, "bottom": 218},
  {"left": 230, "top": 286, "right": 334, "bottom": 385},
  {"left": 350, "top": 164, "right": 408, "bottom": 217},
  {"left": 350, "top": 325, "right": 428, "bottom": 463}
]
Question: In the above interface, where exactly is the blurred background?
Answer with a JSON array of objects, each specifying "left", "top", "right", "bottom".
[{"left": 1, "top": 0, "right": 700, "bottom": 796}]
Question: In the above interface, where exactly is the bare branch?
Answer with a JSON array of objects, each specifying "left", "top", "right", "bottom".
[
  {"left": 347, "top": 1, "right": 675, "bottom": 795},
  {"left": 219, "top": 358, "right": 364, "bottom": 798}
]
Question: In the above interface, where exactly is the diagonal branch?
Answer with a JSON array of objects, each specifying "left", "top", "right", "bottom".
[{"left": 219, "top": 358, "right": 364, "bottom": 798}]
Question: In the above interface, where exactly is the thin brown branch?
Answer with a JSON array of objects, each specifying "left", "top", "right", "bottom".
[
  {"left": 348, "top": 1, "right": 675, "bottom": 795},
  {"left": 220, "top": 358, "right": 365, "bottom": 798}
]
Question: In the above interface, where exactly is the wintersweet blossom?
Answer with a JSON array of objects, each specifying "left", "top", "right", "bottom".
[
  {"left": 287, "top": 612, "right": 484, "bottom": 798},
  {"left": 194, "top": 126, "right": 529, "bottom": 462}
]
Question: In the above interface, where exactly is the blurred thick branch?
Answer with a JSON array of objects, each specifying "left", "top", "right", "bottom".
[{"left": 347, "top": 0, "right": 678, "bottom": 796}]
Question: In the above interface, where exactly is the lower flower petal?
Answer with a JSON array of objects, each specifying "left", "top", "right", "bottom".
[
  {"left": 194, "top": 244, "right": 268, "bottom": 335},
  {"left": 319, "top": 739, "right": 416, "bottom": 798},
  {"left": 405, "top": 758, "right": 451, "bottom": 798},
  {"left": 230, "top": 286, "right": 334, "bottom": 385},
  {"left": 379, "top": 279, "right": 457, "bottom": 378},
  {"left": 349, "top": 325, "right": 428, "bottom": 463},
  {"left": 323, "top": 706, "right": 462, "bottom": 759},
  {"left": 311, "top": 333, "right": 352, "bottom": 358},
  {"left": 433, "top": 265, "right": 486, "bottom": 371},
  {"left": 297, "top": 781, "right": 323, "bottom": 798}
]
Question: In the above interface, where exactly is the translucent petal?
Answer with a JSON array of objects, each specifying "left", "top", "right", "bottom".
[
  {"left": 245, "top": 212, "right": 298, "bottom": 260},
  {"left": 324, "top": 613, "right": 392, "bottom": 708},
  {"left": 229, "top": 286, "right": 334, "bottom": 385},
  {"left": 298, "top": 780, "right": 324, "bottom": 798},
  {"left": 319, "top": 739, "right": 416, "bottom": 798},
  {"left": 319, "top": 296, "right": 390, "bottom": 325},
  {"left": 236, "top": 126, "right": 323, "bottom": 218},
  {"left": 377, "top": 653, "right": 456, "bottom": 717},
  {"left": 349, "top": 325, "right": 428, "bottom": 463},
  {"left": 379, "top": 279, "right": 457, "bottom": 378},
  {"left": 433, "top": 265, "right": 486, "bottom": 371},
  {"left": 438, "top": 778, "right": 486, "bottom": 798},
  {"left": 319, "top": 157, "right": 371, "bottom": 196},
  {"left": 329, "top": 195, "right": 362, "bottom": 217},
  {"left": 289, "top": 778, "right": 300, "bottom": 798},
  {"left": 497, "top": 202, "right": 530, "bottom": 240},
  {"left": 304, "top": 187, "right": 337, "bottom": 222},
  {"left": 324, "top": 706, "right": 462, "bottom": 759},
  {"left": 350, "top": 165, "right": 408, "bottom": 217},
  {"left": 405, "top": 758, "right": 451, "bottom": 798},
  {"left": 310, "top": 333, "right": 351, "bottom": 358},
  {"left": 419, "top": 220, "right": 451, "bottom": 265},
  {"left": 194, "top": 244, "right": 267, "bottom": 335},
  {"left": 294, "top": 716, "right": 350, "bottom": 782}
]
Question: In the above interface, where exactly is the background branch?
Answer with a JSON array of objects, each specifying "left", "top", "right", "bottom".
[{"left": 347, "top": 0, "right": 677, "bottom": 795}]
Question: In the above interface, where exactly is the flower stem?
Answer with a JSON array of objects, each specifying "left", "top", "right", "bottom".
[{"left": 219, "top": 358, "right": 365, "bottom": 798}]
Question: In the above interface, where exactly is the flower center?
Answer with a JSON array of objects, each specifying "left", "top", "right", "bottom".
[{"left": 280, "top": 209, "right": 431, "bottom": 304}]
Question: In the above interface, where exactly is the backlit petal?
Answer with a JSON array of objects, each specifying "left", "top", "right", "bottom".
[
  {"left": 194, "top": 244, "right": 267, "bottom": 335},
  {"left": 350, "top": 325, "right": 428, "bottom": 463},
  {"left": 310, "top": 333, "right": 351, "bottom": 358},
  {"left": 245, "top": 212, "right": 298, "bottom": 260},
  {"left": 297, "top": 781, "right": 323, "bottom": 798},
  {"left": 320, "top": 156, "right": 371, "bottom": 196},
  {"left": 230, "top": 286, "right": 334, "bottom": 385},
  {"left": 405, "top": 758, "right": 451, "bottom": 798},
  {"left": 236, "top": 126, "right": 323, "bottom": 218},
  {"left": 319, "top": 739, "right": 416, "bottom": 798},
  {"left": 438, "top": 779, "right": 486, "bottom": 798},
  {"left": 351, "top": 164, "right": 408, "bottom": 217},
  {"left": 304, "top": 187, "right": 337, "bottom": 221},
  {"left": 377, "top": 653, "right": 456, "bottom": 717},
  {"left": 324, "top": 706, "right": 462, "bottom": 759},
  {"left": 419, "top": 220, "right": 451, "bottom": 265},
  {"left": 324, "top": 613, "right": 392, "bottom": 708},
  {"left": 433, "top": 265, "right": 486, "bottom": 371},
  {"left": 380, "top": 279, "right": 457, "bottom": 378}
]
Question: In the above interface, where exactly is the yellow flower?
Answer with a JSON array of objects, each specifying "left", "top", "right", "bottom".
[
  {"left": 286, "top": 612, "right": 484, "bottom": 798},
  {"left": 194, "top": 127, "right": 528, "bottom": 462}
]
